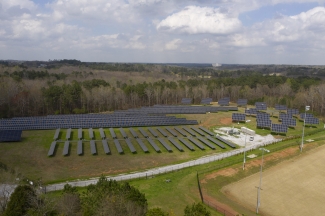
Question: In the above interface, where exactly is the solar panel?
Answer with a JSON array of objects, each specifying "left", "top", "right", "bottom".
[
  {"left": 181, "top": 98, "right": 192, "bottom": 104},
  {"left": 135, "top": 138, "right": 148, "bottom": 152},
  {"left": 119, "top": 128, "right": 128, "bottom": 139},
  {"left": 167, "top": 137, "right": 183, "bottom": 151},
  {"left": 54, "top": 128, "right": 60, "bottom": 140},
  {"left": 99, "top": 128, "right": 106, "bottom": 139},
  {"left": 178, "top": 138, "right": 194, "bottom": 151},
  {"left": 139, "top": 128, "right": 149, "bottom": 138},
  {"left": 257, "top": 112, "right": 270, "bottom": 119},
  {"left": 174, "top": 127, "right": 187, "bottom": 136},
  {"left": 113, "top": 139, "right": 123, "bottom": 154},
  {"left": 191, "top": 127, "right": 205, "bottom": 136},
  {"left": 215, "top": 135, "right": 236, "bottom": 148},
  {"left": 48, "top": 141, "right": 56, "bottom": 156},
  {"left": 237, "top": 99, "right": 247, "bottom": 106},
  {"left": 63, "top": 141, "right": 69, "bottom": 156},
  {"left": 232, "top": 113, "right": 246, "bottom": 122},
  {"left": 0, "top": 130, "right": 22, "bottom": 142},
  {"left": 287, "top": 109, "right": 299, "bottom": 115},
  {"left": 305, "top": 117, "right": 319, "bottom": 125},
  {"left": 218, "top": 98, "right": 229, "bottom": 106},
  {"left": 275, "top": 104, "right": 287, "bottom": 110},
  {"left": 256, "top": 119, "right": 272, "bottom": 128},
  {"left": 281, "top": 118, "right": 296, "bottom": 126},
  {"left": 157, "top": 128, "right": 168, "bottom": 137},
  {"left": 198, "top": 127, "right": 214, "bottom": 136},
  {"left": 197, "top": 137, "right": 216, "bottom": 149},
  {"left": 102, "top": 140, "right": 110, "bottom": 154},
  {"left": 201, "top": 98, "right": 212, "bottom": 105},
  {"left": 182, "top": 127, "right": 196, "bottom": 136},
  {"left": 147, "top": 138, "right": 160, "bottom": 152},
  {"left": 89, "top": 128, "right": 94, "bottom": 140},
  {"left": 166, "top": 127, "right": 177, "bottom": 137},
  {"left": 271, "top": 124, "right": 288, "bottom": 133},
  {"left": 188, "top": 137, "right": 205, "bottom": 150},
  {"left": 148, "top": 128, "right": 158, "bottom": 138},
  {"left": 129, "top": 128, "right": 139, "bottom": 138},
  {"left": 109, "top": 128, "right": 117, "bottom": 139},
  {"left": 157, "top": 138, "right": 172, "bottom": 152},
  {"left": 245, "top": 108, "right": 258, "bottom": 115},
  {"left": 78, "top": 128, "right": 82, "bottom": 140},
  {"left": 90, "top": 140, "right": 97, "bottom": 154},
  {"left": 300, "top": 113, "right": 314, "bottom": 119},
  {"left": 279, "top": 113, "right": 291, "bottom": 120},
  {"left": 206, "top": 137, "right": 226, "bottom": 149},
  {"left": 65, "top": 128, "right": 71, "bottom": 140},
  {"left": 125, "top": 139, "right": 136, "bottom": 153},
  {"left": 77, "top": 140, "right": 83, "bottom": 155},
  {"left": 255, "top": 102, "right": 267, "bottom": 110}
]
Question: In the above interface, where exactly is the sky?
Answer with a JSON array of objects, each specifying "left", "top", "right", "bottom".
[{"left": 1, "top": 0, "right": 325, "bottom": 64}]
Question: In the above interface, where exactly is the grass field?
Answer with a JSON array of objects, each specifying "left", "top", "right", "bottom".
[{"left": 221, "top": 144, "right": 325, "bottom": 216}]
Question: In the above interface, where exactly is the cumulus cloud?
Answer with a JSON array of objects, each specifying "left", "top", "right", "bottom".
[
  {"left": 156, "top": 6, "right": 242, "bottom": 34},
  {"left": 165, "top": 39, "right": 182, "bottom": 50}
]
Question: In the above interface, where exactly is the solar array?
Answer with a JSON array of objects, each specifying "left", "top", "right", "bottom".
[
  {"left": 271, "top": 124, "right": 288, "bottom": 133},
  {"left": 99, "top": 128, "right": 106, "bottom": 139},
  {"left": 199, "top": 126, "right": 215, "bottom": 136},
  {"left": 287, "top": 109, "right": 299, "bottom": 116},
  {"left": 200, "top": 98, "right": 212, "bottom": 105},
  {"left": 305, "top": 117, "right": 319, "bottom": 125},
  {"left": 218, "top": 98, "right": 230, "bottom": 106},
  {"left": 182, "top": 127, "right": 196, "bottom": 136},
  {"left": 237, "top": 99, "right": 248, "bottom": 106},
  {"left": 119, "top": 128, "right": 128, "bottom": 139},
  {"left": 48, "top": 141, "right": 56, "bottom": 156},
  {"left": 245, "top": 108, "right": 258, "bottom": 115},
  {"left": 90, "top": 140, "right": 97, "bottom": 154},
  {"left": 54, "top": 128, "right": 60, "bottom": 140},
  {"left": 136, "top": 139, "right": 148, "bottom": 152},
  {"left": 256, "top": 112, "right": 271, "bottom": 128},
  {"left": 232, "top": 113, "right": 246, "bottom": 122},
  {"left": 88, "top": 128, "right": 94, "bottom": 140},
  {"left": 109, "top": 128, "right": 117, "bottom": 139},
  {"left": 65, "top": 128, "right": 71, "bottom": 140},
  {"left": 157, "top": 138, "right": 172, "bottom": 152},
  {"left": 147, "top": 138, "right": 160, "bottom": 152},
  {"left": 77, "top": 140, "right": 83, "bottom": 155},
  {"left": 178, "top": 138, "right": 195, "bottom": 151},
  {"left": 78, "top": 128, "right": 82, "bottom": 140},
  {"left": 174, "top": 127, "right": 187, "bottom": 136},
  {"left": 181, "top": 98, "right": 192, "bottom": 104},
  {"left": 281, "top": 118, "right": 296, "bottom": 127},
  {"left": 168, "top": 137, "right": 183, "bottom": 151},
  {"left": 63, "top": 141, "right": 69, "bottom": 156},
  {"left": 0, "top": 130, "right": 22, "bottom": 142},
  {"left": 196, "top": 137, "right": 215, "bottom": 149},
  {"left": 279, "top": 113, "right": 291, "bottom": 120},
  {"left": 215, "top": 135, "right": 236, "bottom": 148},
  {"left": 300, "top": 113, "right": 314, "bottom": 119},
  {"left": 275, "top": 104, "right": 287, "bottom": 110},
  {"left": 102, "top": 140, "right": 110, "bottom": 154},
  {"left": 255, "top": 102, "right": 267, "bottom": 110},
  {"left": 188, "top": 137, "right": 205, "bottom": 150},
  {"left": 125, "top": 139, "right": 136, "bottom": 153}
]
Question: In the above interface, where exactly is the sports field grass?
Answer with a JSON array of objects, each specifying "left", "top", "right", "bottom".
[{"left": 221, "top": 144, "right": 325, "bottom": 216}]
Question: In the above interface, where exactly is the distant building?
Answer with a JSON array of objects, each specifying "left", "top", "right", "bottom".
[{"left": 212, "top": 63, "right": 222, "bottom": 67}]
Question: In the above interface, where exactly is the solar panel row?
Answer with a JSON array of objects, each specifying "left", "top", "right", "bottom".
[
  {"left": 178, "top": 138, "right": 195, "bottom": 151},
  {"left": 119, "top": 128, "right": 128, "bottom": 139},
  {"left": 114, "top": 139, "right": 123, "bottom": 154},
  {"left": 129, "top": 128, "right": 139, "bottom": 138},
  {"left": 275, "top": 104, "right": 287, "bottom": 110},
  {"left": 218, "top": 98, "right": 230, "bottom": 106},
  {"left": 271, "top": 124, "right": 288, "bottom": 133},
  {"left": 188, "top": 137, "right": 205, "bottom": 150},
  {"left": 78, "top": 128, "right": 82, "bottom": 139},
  {"left": 148, "top": 128, "right": 158, "bottom": 137},
  {"left": 99, "top": 128, "right": 106, "bottom": 139},
  {"left": 109, "top": 128, "right": 117, "bottom": 139},
  {"left": 136, "top": 138, "right": 148, "bottom": 152},
  {"left": 147, "top": 138, "right": 160, "bottom": 152},
  {"left": 48, "top": 141, "right": 56, "bottom": 156},
  {"left": 54, "top": 128, "right": 60, "bottom": 140},
  {"left": 157, "top": 138, "right": 173, "bottom": 152},
  {"left": 237, "top": 99, "right": 248, "bottom": 106},
  {"left": 65, "top": 128, "right": 71, "bottom": 140},
  {"left": 168, "top": 137, "right": 183, "bottom": 151},
  {"left": 287, "top": 109, "right": 299, "bottom": 115},
  {"left": 63, "top": 141, "right": 69, "bottom": 156},
  {"left": 102, "top": 140, "right": 110, "bottom": 154},
  {"left": 197, "top": 137, "right": 216, "bottom": 149},
  {"left": 245, "top": 108, "right": 258, "bottom": 115},
  {"left": 157, "top": 128, "right": 168, "bottom": 137},
  {"left": 201, "top": 98, "right": 212, "bottom": 105},
  {"left": 166, "top": 128, "right": 177, "bottom": 137},
  {"left": 232, "top": 113, "right": 246, "bottom": 122},
  {"left": 215, "top": 136, "right": 236, "bottom": 148},
  {"left": 191, "top": 127, "right": 205, "bottom": 136},
  {"left": 206, "top": 137, "right": 226, "bottom": 149},
  {"left": 90, "top": 140, "right": 97, "bottom": 154},
  {"left": 281, "top": 118, "right": 297, "bottom": 127},
  {"left": 174, "top": 127, "right": 187, "bottom": 136},
  {"left": 89, "top": 128, "right": 94, "bottom": 139},
  {"left": 182, "top": 127, "right": 196, "bottom": 136},
  {"left": 125, "top": 139, "right": 136, "bottom": 153},
  {"left": 77, "top": 140, "right": 83, "bottom": 155},
  {"left": 139, "top": 128, "right": 149, "bottom": 138},
  {"left": 0, "top": 130, "right": 22, "bottom": 142},
  {"left": 199, "top": 127, "right": 214, "bottom": 136}
]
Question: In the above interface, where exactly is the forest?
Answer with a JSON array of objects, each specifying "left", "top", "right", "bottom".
[{"left": 0, "top": 61, "right": 325, "bottom": 118}]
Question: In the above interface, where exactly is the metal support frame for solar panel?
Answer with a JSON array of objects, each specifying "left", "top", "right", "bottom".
[
  {"left": 89, "top": 128, "right": 94, "bottom": 140},
  {"left": 135, "top": 139, "right": 148, "bottom": 152},
  {"left": 182, "top": 127, "right": 196, "bottom": 136},
  {"left": 167, "top": 137, "right": 183, "bottom": 151},
  {"left": 232, "top": 113, "right": 246, "bottom": 122},
  {"left": 78, "top": 128, "right": 82, "bottom": 140},
  {"left": 125, "top": 139, "right": 136, "bottom": 153},
  {"left": 65, "top": 128, "right": 71, "bottom": 140},
  {"left": 157, "top": 128, "right": 168, "bottom": 137},
  {"left": 63, "top": 141, "right": 69, "bottom": 156},
  {"left": 190, "top": 127, "right": 205, "bottom": 136},
  {"left": 157, "top": 138, "right": 172, "bottom": 152},
  {"left": 174, "top": 127, "right": 187, "bottom": 137},
  {"left": 101, "top": 140, "right": 110, "bottom": 154},
  {"left": 281, "top": 118, "right": 296, "bottom": 127},
  {"left": 77, "top": 140, "right": 83, "bottom": 155},
  {"left": 215, "top": 135, "right": 236, "bottom": 148},
  {"left": 53, "top": 128, "right": 60, "bottom": 140},
  {"left": 271, "top": 124, "right": 288, "bottom": 134},
  {"left": 90, "top": 140, "right": 97, "bottom": 155},
  {"left": 139, "top": 128, "right": 149, "bottom": 138},
  {"left": 178, "top": 138, "right": 194, "bottom": 151},
  {"left": 206, "top": 137, "right": 225, "bottom": 149},
  {"left": 119, "top": 128, "right": 128, "bottom": 139},
  {"left": 188, "top": 137, "right": 205, "bottom": 150},
  {"left": 109, "top": 128, "right": 117, "bottom": 139},
  {"left": 198, "top": 126, "right": 214, "bottom": 136},
  {"left": 147, "top": 138, "right": 160, "bottom": 152},
  {"left": 48, "top": 141, "right": 57, "bottom": 156},
  {"left": 237, "top": 99, "right": 247, "bottom": 106},
  {"left": 113, "top": 139, "right": 123, "bottom": 153},
  {"left": 129, "top": 128, "right": 139, "bottom": 138},
  {"left": 99, "top": 128, "right": 106, "bottom": 139},
  {"left": 148, "top": 128, "right": 158, "bottom": 138},
  {"left": 197, "top": 137, "right": 216, "bottom": 149},
  {"left": 166, "top": 127, "right": 177, "bottom": 137}
]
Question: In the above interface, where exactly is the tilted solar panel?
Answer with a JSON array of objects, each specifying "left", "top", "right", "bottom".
[
  {"left": 157, "top": 138, "right": 172, "bottom": 152},
  {"left": 178, "top": 138, "right": 195, "bottom": 151},
  {"left": 305, "top": 117, "right": 319, "bottom": 125},
  {"left": 125, "top": 139, "right": 136, "bottom": 153},
  {"left": 48, "top": 141, "right": 56, "bottom": 156},
  {"left": 188, "top": 137, "right": 205, "bottom": 150},
  {"left": 281, "top": 118, "right": 296, "bottom": 126},
  {"left": 196, "top": 137, "right": 215, "bottom": 149},
  {"left": 232, "top": 113, "right": 246, "bottom": 122},
  {"left": 147, "top": 138, "right": 160, "bottom": 152},
  {"left": 63, "top": 141, "right": 69, "bottom": 156},
  {"left": 0, "top": 130, "right": 22, "bottom": 142},
  {"left": 129, "top": 128, "right": 139, "bottom": 138},
  {"left": 90, "top": 140, "right": 97, "bottom": 154},
  {"left": 135, "top": 138, "right": 148, "bottom": 152},
  {"left": 167, "top": 137, "right": 183, "bottom": 151},
  {"left": 101, "top": 140, "right": 110, "bottom": 154},
  {"left": 215, "top": 136, "right": 236, "bottom": 148},
  {"left": 77, "top": 140, "right": 83, "bottom": 155},
  {"left": 237, "top": 99, "right": 248, "bottom": 106},
  {"left": 271, "top": 124, "right": 288, "bottom": 133},
  {"left": 78, "top": 128, "right": 82, "bottom": 140}
]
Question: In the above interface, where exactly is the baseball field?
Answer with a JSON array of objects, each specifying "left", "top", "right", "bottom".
[{"left": 221, "top": 144, "right": 325, "bottom": 216}]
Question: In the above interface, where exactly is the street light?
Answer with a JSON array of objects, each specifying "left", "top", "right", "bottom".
[
  {"left": 243, "top": 132, "right": 247, "bottom": 170},
  {"left": 300, "top": 105, "right": 310, "bottom": 152},
  {"left": 256, "top": 148, "right": 270, "bottom": 214}
]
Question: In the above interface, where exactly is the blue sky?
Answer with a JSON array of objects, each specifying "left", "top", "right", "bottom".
[{"left": 1, "top": 0, "right": 325, "bottom": 64}]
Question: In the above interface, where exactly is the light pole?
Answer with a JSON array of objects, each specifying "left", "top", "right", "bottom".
[
  {"left": 300, "top": 105, "right": 310, "bottom": 152},
  {"left": 243, "top": 132, "right": 247, "bottom": 170},
  {"left": 256, "top": 148, "right": 270, "bottom": 214}
]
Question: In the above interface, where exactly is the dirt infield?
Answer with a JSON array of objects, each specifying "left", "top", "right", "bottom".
[{"left": 221, "top": 145, "right": 325, "bottom": 216}]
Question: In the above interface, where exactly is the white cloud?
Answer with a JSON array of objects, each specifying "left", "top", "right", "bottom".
[
  {"left": 165, "top": 39, "right": 182, "bottom": 50},
  {"left": 156, "top": 6, "right": 242, "bottom": 34}
]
